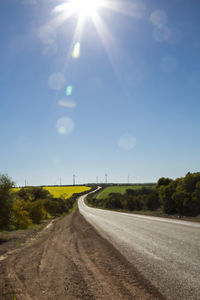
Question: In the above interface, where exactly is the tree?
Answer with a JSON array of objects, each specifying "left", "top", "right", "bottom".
[
  {"left": 172, "top": 191, "right": 190, "bottom": 216},
  {"left": 0, "top": 174, "right": 15, "bottom": 229},
  {"left": 27, "top": 187, "right": 52, "bottom": 202},
  {"left": 29, "top": 200, "right": 47, "bottom": 224},
  {"left": 156, "top": 177, "right": 173, "bottom": 189},
  {"left": 158, "top": 182, "right": 177, "bottom": 214},
  {"left": 17, "top": 188, "right": 30, "bottom": 201},
  {"left": 177, "top": 173, "right": 200, "bottom": 194},
  {"left": 146, "top": 191, "right": 161, "bottom": 211}
]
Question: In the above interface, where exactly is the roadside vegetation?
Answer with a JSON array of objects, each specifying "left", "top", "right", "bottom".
[
  {"left": 0, "top": 173, "right": 91, "bottom": 230},
  {"left": 87, "top": 172, "right": 200, "bottom": 218},
  {"left": 96, "top": 184, "right": 155, "bottom": 199}
]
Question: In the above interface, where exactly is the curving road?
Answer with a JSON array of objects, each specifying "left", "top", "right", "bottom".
[{"left": 78, "top": 193, "right": 200, "bottom": 300}]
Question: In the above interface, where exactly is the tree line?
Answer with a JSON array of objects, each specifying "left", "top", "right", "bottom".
[
  {"left": 0, "top": 174, "right": 89, "bottom": 230},
  {"left": 87, "top": 172, "right": 200, "bottom": 217}
]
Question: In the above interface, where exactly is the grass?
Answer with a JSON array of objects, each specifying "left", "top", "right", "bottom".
[
  {"left": 96, "top": 184, "right": 155, "bottom": 199},
  {"left": 10, "top": 290, "right": 16, "bottom": 300}
]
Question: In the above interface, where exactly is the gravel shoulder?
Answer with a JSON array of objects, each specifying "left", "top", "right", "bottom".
[{"left": 0, "top": 209, "right": 165, "bottom": 300}]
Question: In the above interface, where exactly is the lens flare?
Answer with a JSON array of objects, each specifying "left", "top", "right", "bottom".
[
  {"left": 70, "top": 0, "right": 102, "bottom": 17},
  {"left": 72, "top": 42, "right": 81, "bottom": 58},
  {"left": 58, "top": 98, "right": 77, "bottom": 108},
  {"left": 66, "top": 85, "right": 73, "bottom": 96},
  {"left": 118, "top": 134, "right": 136, "bottom": 151},
  {"left": 153, "top": 25, "right": 170, "bottom": 43},
  {"left": 150, "top": 10, "right": 168, "bottom": 27},
  {"left": 48, "top": 0, "right": 145, "bottom": 78},
  {"left": 42, "top": 43, "right": 57, "bottom": 56},
  {"left": 56, "top": 117, "right": 74, "bottom": 135},
  {"left": 39, "top": 26, "right": 57, "bottom": 44}
]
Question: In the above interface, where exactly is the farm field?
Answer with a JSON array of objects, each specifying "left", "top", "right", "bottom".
[
  {"left": 96, "top": 185, "right": 155, "bottom": 199},
  {"left": 44, "top": 186, "right": 91, "bottom": 199},
  {"left": 14, "top": 186, "right": 91, "bottom": 199}
]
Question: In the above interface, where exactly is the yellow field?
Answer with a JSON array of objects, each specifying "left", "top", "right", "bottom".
[
  {"left": 13, "top": 186, "right": 91, "bottom": 199},
  {"left": 43, "top": 186, "right": 91, "bottom": 199}
]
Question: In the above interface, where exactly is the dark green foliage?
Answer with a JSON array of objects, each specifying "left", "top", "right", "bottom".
[
  {"left": 28, "top": 187, "right": 51, "bottom": 201},
  {"left": 172, "top": 191, "right": 190, "bottom": 216},
  {"left": 146, "top": 191, "right": 160, "bottom": 210},
  {"left": 29, "top": 200, "right": 46, "bottom": 224},
  {"left": 17, "top": 188, "right": 30, "bottom": 201},
  {"left": 0, "top": 174, "right": 15, "bottom": 229},
  {"left": 17, "top": 187, "right": 52, "bottom": 202},
  {"left": 102, "top": 193, "right": 123, "bottom": 209},
  {"left": 0, "top": 179, "right": 94, "bottom": 230},
  {"left": 177, "top": 173, "right": 200, "bottom": 194},
  {"left": 87, "top": 187, "right": 161, "bottom": 212},
  {"left": 44, "top": 198, "right": 70, "bottom": 216},
  {"left": 16, "top": 187, "right": 81, "bottom": 220},
  {"left": 156, "top": 177, "right": 173, "bottom": 189},
  {"left": 158, "top": 182, "right": 177, "bottom": 214},
  {"left": 157, "top": 173, "right": 200, "bottom": 216},
  {"left": 88, "top": 173, "right": 200, "bottom": 217}
]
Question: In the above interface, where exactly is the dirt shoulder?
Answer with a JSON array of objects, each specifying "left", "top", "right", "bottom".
[
  {"left": 0, "top": 209, "right": 165, "bottom": 300},
  {"left": 0, "top": 220, "right": 53, "bottom": 257}
]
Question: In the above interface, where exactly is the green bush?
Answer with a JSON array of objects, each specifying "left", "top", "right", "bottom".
[
  {"left": 29, "top": 200, "right": 47, "bottom": 224},
  {"left": 12, "top": 200, "right": 32, "bottom": 229},
  {"left": 103, "top": 193, "right": 123, "bottom": 209}
]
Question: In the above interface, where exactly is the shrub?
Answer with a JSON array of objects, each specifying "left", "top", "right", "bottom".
[
  {"left": 29, "top": 200, "right": 47, "bottom": 224},
  {"left": 103, "top": 193, "right": 123, "bottom": 209},
  {"left": 12, "top": 200, "right": 32, "bottom": 229},
  {"left": 156, "top": 177, "right": 173, "bottom": 189}
]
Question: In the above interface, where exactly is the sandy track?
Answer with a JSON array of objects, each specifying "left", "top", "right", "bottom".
[{"left": 0, "top": 210, "right": 165, "bottom": 299}]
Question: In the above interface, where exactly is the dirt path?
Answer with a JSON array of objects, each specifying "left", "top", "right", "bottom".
[{"left": 0, "top": 209, "right": 165, "bottom": 300}]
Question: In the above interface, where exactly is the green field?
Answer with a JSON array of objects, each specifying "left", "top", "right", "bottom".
[{"left": 96, "top": 185, "right": 155, "bottom": 199}]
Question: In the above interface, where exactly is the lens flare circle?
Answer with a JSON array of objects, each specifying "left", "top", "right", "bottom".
[
  {"left": 56, "top": 117, "right": 74, "bottom": 135},
  {"left": 150, "top": 10, "right": 168, "bottom": 27},
  {"left": 118, "top": 134, "right": 136, "bottom": 151},
  {"left": 66, "top": 85, "right": 73, "bottom": 96},
  {"left": 48, "top": 72, "right": 66, "bottom": 90},
  {"left": 72, "top": 42, "right": 81, "bottom": 58},
  {"left": 58, "top": 98, "right": 77, "bottom": 108}
]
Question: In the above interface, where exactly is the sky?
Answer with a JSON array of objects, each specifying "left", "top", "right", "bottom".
[{"left": 0, "top": 0, "right": 200, "bottom": 186}]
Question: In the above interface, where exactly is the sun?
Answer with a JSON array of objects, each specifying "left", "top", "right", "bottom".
[
  {"left": 53, "top": 0, "right": 104, "bottom": 21},
  {"left": 69, "top": 0, "right": 103, "bottom": 18},
  {"left": 50, "top": 0, "right": 141, "bottom": 74}
]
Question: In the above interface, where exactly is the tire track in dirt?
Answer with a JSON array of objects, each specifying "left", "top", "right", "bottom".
[{"left": 0, "top": 209, "right": 166, "bottom": 299}]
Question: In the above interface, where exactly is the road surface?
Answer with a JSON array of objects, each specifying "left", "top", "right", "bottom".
[{"left": 78, "top": 193, "right": 200, "bottom": 300}]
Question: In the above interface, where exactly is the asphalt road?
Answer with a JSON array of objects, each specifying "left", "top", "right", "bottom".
[{"left": 78, "top": 194, "right": 200, "bottom": 300}]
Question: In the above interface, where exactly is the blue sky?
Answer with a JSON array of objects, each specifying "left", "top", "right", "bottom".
[{"left": 0, "top": 0, "right": 200, "bottom": 186}]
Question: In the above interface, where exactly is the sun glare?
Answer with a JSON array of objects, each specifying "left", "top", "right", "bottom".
[
  {"left": 49, "top": 0, "right": 142, "bottom": 75},
  {"left": 70, "top": 0, "right": 102, "bottom": 18}
]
